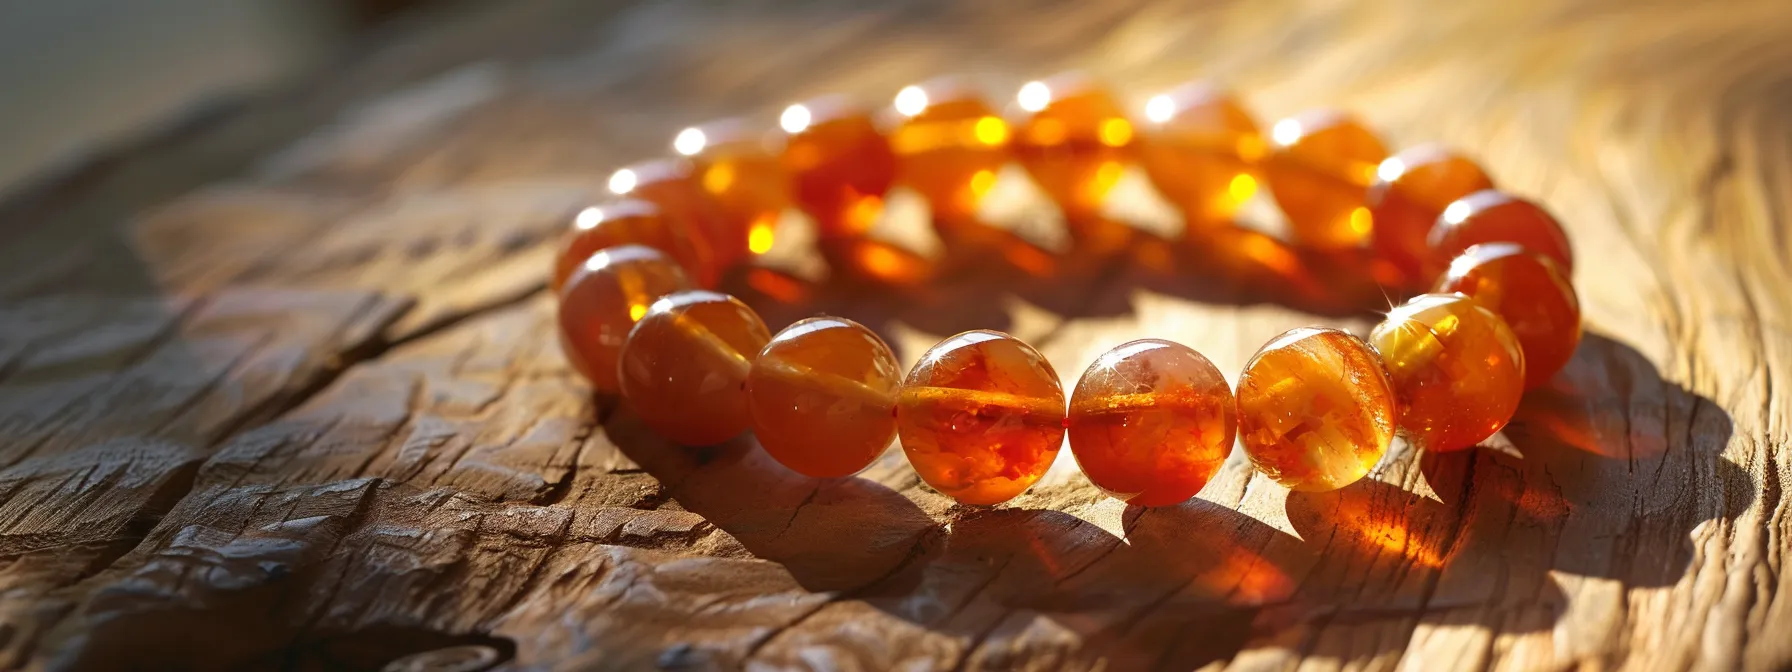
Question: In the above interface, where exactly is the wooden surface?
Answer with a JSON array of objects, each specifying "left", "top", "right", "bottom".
[{"left": 2, "top": 0, "right": 1789, "bottom": 669}]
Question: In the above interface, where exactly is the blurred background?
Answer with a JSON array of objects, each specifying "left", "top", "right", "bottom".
[{"left": 0, "top": 0, "right": 430, "bottom": 197}]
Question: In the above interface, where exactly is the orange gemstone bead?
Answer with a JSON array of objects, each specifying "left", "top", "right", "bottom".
[
  {"left": 1435, "top": 243, "right": 1581, "bottom": 389},
  {"left": 1236, "top": 327, "right": 1396, "bottom": 491},
  {"left": 890, "top": 79, "right": 1011, "bottom": 230},
  {"left": 747, "top": 317, "right": 901, "bottom": 478},
  {"left": 1369, "top": 293, "right": 1526, "bottom": 452},
  {"left": 1263, "top": 111, "right": 1388, "bottom": 250},
  {"left": 558, "top": 246, "right": 692, "bottom": 392},
  {"left": 1138, "top": 83, "right": 1265, "bottom": 227},
  {"left": 1013, "top": 75, "right": 1135, "bottom": 246},
  {"left": 618, "top": 290, "right": 771, "bottom": 446},
  {"left": 1067, "top": 339, "right": 1237, "bottom": 506},
  {"left": 551, "top": 200, "right": 710, "bottom": 293},
  {"left": 675, "top": 119, "right": 788, "bottom": 258},
  {"left": 896, "top": 330, "right": 1066, "bottom": 505},
  {"left": 1367, "top": 145, "right": 1494, "bottom": 287},
  {"left": 781, "top": 98, "right": 898, "bottom": 239},
  {"left": 1427, "top": 190, "right": 1573, "bottom": 279},
  {"left": 609, "top": 159, "right": 727, "bottom": 283}
]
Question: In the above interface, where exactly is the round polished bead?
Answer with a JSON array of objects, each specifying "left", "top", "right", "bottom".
[
  {"left": 1427, "top": 190, "right": 1573, "bottom": 279},
  {"left": 781, "top": 97, "right": 898, "bottom": 239},
  {"left": 675, "top": 119, "right": 789, "bottom": 258},
  {"left": 1013, "top": 75, "right": 1136, "bottom": 250},
  {"left": 1369, "top": 293, "right": 1526, "bottom": 452},
  {"left": 618, "top": 290, "right": 771, "bottom": 446},
  {"left": 609, "top": 158, "right": 728, "bottom": 283},
  {"left": 1367, "top": 146, "right": 1494, "bottom": 287},
  {"left": 896, "top": 330, "right": 1066, "bottom": 505},
  {"left": 747, "top": 317, "right": 901, "bottom": 478},
  {"left": 1263, "top": 110, "right": 1389, "bottom": 250},
  {"left": 558, "top": 246, "right": 692, "bottom": 392},
  {"left": 1067, "top": 339, "right": 1237, "bottom": 506},
  {"left": 551, "top": 199, "right": 710, "bottom": 293},
  {"left": 1138, "top": 83, "right": 1265, "bottom": 227},
  {"left": 1236, "top": 327, "right": 1396, "bottom": 491},
  {"left": 1435, "top": 243, "right": 1581, "bottom": 389},
  {"left": 890, "top": 79, "right": 1011, "bottom": 230}
]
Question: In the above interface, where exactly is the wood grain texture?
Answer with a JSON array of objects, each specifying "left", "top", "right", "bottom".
[{"left": 1, "top": 0, "right": 1789, "bottom": 669}]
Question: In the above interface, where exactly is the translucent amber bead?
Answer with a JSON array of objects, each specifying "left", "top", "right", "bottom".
[
  {"left": 675, "top": 119, "right": 788, "bottom": 258},
  {"left": 609, "top": 159, "right": 727, "bottom": 283},
  {"left": 551, "top": 199, "right": 709, "bottom": 293},
  {"left": 1013, "top": 75, "right": 1135, "bottom": 245},
  {"left": 1427, "top": 190, "right": 1573, "bottom": 279},
  {"left": 896, "top": 330, "right": 1066, "bottom": 505},
  {"left": 890, "top": 79, "right": 1011, "bottom": 230},
  {"left": 618, "top": 290, "right": 771, "bottom": 446},
  {"left": 558, "top": 246, "right": 692, "bottom": 392},
  {"left": 1435, "top": 243, "right": 1581, "bottom": 389},
  {"left": 747, "top": 317, "right": 900, "bottom": 478},
  {"left": 1263, "top": 111, "right": 1388, "bottom": 250},
  {"left": 1236, "top": 327, "right": 1396, "bottom": 491},
  {"left": 1067, "top": 339, "right": 1236, "bottom": 506},
  {"left": 1367, "top": 146, "right": 1494, "bottom": 287},
  {"left": 1138, "top": 83, "right": 1265, "bottom": 227},
  {"left": 781, "top": 98, "right": 897, "bottom": 239},
  {"left": 1369, "top": 293, "right": 1525, "bottom": 452}
]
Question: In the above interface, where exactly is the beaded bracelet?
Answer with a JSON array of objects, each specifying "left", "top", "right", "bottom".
[{"left": 553, "top": 73, "right": 1581, "bottom": 507}]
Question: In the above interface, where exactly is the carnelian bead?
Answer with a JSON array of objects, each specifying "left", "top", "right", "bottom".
[
  {"left": 558, "top": 246, "right": 692, "bottom": 392},
  {"left": 1426, "top": 190, "right": 1573, "bottom": 279},
  {"left": 1435, "top": 243, "right": 1581, "bottom": 389},
  {"left": 1138, "top": 83, "right": 1265, "bottom": 227},
  {"left": 1067, "top": 339, "right": 1237, "bottom": 506},
  {"left": 674, "top": 119, "right": 788, "bottom": 258},
  {"left": 747, "top": 317, "right": 900, "bottom": 478},
  {"left": 618, "top": 290, "right": 771, "bottom": 446},
  {"left": 608, "top": 159, "right": 726, "bottom": 283},
  {"left": 1263, "top": 111, "right": 1388, "bottom": 250},
  {"left": 890, "top": 79, "right": 1011, "bottom": 230},
  {"left": 1236, "top": 327, "right": 1396, "bottom": 491},
  {"left": 551, "top": 200, "right": 709, "bottom": 293},
  {"left": 781, "top": 98, "right": 898, "bottom": 239},
  {"left": 1013, "top": 75, "right": 1135, "bottom": 248},
  {"left": 1369, "top": 293, "right": 1526, "bottom": 452},
  {"left": 896, "top": 330, "right": 1066, "bottom": 505},
  {"left": 1367, "top": 146, "right": 1494, "bottom": 288}
]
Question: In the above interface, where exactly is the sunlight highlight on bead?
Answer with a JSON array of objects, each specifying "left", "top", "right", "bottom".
[
  {"left": 608, "top": 168, "right": 637, "bottom": 195},
  {"left": 895, "top": 86, "right": 929, "bottom": 117},
  {"left": 673, "top": 127, "right": 707, "bottom": 156},
  {"left": 780, "top": 104, "right": 813, "bottom": 134},
  {"left": 574, "top": 207, "right": 603, "bottom": 230},
  {"left": 1017, "top": 81, "right": 1051, "bottom": 112},
  {"left": 1144, "top": 94, "right": 1175, "bottom": 124},
  {"left": 1442, "top": 200, "right": 1473, "bottom": 225},
  {"left": 1377, "top": 156, "right": 1406, "bottom": 182},
  {"left": 1271, "top": 118, "right": 1302, "bottom": 146}
]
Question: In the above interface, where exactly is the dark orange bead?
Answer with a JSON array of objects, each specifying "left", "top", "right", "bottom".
[
  {"left": 674, "top": 119, "right": 788, "bottom": 258},
  {"left": 890, "top": 79, "right": 1011, "bottom": 230},
  {"left": 747, "top": 317, "right": 901, "bottom": 478},
  {"left": 781, "top": 98, "right": 898, "bottom": 239},
  {"left": 1426, "top": 190, "right": 1573, "bottom": 279},
  {"left": 1236, "top": 327, "right": 1396, "bottom": 491},
  {"left": 1068, "top": 339, "right": 1236, "bottom": 506},
  {"left": 896, "top": 330, "right": 1066, "bottom": 505},
  {"left": 1367, "top": 146, "right": 1494, "bottom": 288},
  {"left": 618, "top": 290, "right": 771, "bottom": 446},
  {"left": 1013, "top": 75, "right": 1136, "bottom": 249},
  {"left": 557, "top": 246, "right": 692, "bottom": 392},
  {"left": 1138, "top": 83, "right": 1265, "bottom": 227},
  {"left": 608, "top": 159, "right": 726, "bottom": 284},
  {"left": 1369, "top": 293, "right": 1525, "bottom": 452},
  {"left": 551, "top": 199, "right": 710, "bottom": 293},
  {"left": 1263, "top": 111, "right": 1388, "bottom": 250},
  {"left": 1435, "top": 243, "right": 1581, "bottom": 389}
]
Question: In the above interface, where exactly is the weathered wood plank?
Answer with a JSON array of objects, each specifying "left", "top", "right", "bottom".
[{"left": 1, "top": 0, "right": 1789, "bottom": 669}]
